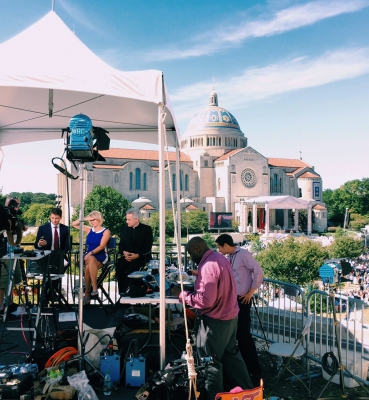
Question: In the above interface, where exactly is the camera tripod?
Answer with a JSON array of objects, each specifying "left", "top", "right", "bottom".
[{"left": 317, "top": 292, "right": 369, "bottom": 400}]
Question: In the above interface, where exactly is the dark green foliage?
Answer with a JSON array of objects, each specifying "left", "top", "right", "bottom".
[
  {"left": 148, "top": 210, "right": 209, "bottom": 238},
  {"left": 72, "top": 185, "right": 131, "bottom": 236},
  {"left": 323, "top": 178, "right": 369, "bottom": 225},
  {"left": 256, "top": 237, "right": 329, "bottom": 286},
  {"left": 329, "top": 236, "right": 363, "bottom": 259},
  {"left": 290, "top": 209, "right": 315, "bottom": 232},
  {"left": 23, "top": 203, "right": 54, "bottom": 225},
  {"left": 201, "top": 232, "right": 217, "bottom": 250}
]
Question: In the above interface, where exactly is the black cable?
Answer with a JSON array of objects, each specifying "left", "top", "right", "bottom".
[
  {"left": 83, "top": 333, "right": 112, "bottom": 356},
  {"left": 321, "top": 351, "right": 339, "bottom": 376}
]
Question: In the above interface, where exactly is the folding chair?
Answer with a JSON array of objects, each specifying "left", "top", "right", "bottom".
[
  {"left": 88, "top": 238, "right": 117, "bottom": 313},
  {"left": 268, "top": 314, "right": 313, "bottom": 392}
]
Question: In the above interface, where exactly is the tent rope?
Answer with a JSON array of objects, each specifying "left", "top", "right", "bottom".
[{"left": 164, "top": 128, "right": 198, "bottom": 400}]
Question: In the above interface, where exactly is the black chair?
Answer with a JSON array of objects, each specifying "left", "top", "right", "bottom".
[{"left": 85, "top": 238, "right": 117, "bottom": 313}]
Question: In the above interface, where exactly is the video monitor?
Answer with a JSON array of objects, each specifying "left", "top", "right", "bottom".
[
  {"left": 48, "top": 251, "right": 65, "bottom": 275},
  {"left": 209, "top": 212, "right": 233, "bottom": 230}
]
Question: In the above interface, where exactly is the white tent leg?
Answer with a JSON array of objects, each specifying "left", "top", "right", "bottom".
[{"left": 158, "top": 104, "right": 166, "bottom": 369}]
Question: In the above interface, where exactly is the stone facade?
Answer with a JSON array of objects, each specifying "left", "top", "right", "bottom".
[{"left": 62, "top": 90, "right": 327, "bottom": 232}]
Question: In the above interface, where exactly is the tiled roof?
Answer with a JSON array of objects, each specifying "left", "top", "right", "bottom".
[
  {"left": 186, "top": 204, "right": 199, "bottom": 210},
  {"left": 298, "top": 172, "right": 321, "bottom": 179},
  {"left": 313, "top": 204, "right": 326, "bottom": 210},
  {"left": 93, "top": 164, "right": 121, "bottom": 169},
  {"left": 140, "top": 204, "right": 155, "bottom": 210},
  {"left": 215, "top": 149, "right": 243, "bottom": 161},
  {"left": 267, "top": 158, "right": 312, "bottom": 168},
  {"left": 99, "top": 148, "right": 192, "bottom": 162}
]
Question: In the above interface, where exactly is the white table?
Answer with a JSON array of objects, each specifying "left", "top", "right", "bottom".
[{"left": 120, "top": 293, "right": 179, "bottom": 305}]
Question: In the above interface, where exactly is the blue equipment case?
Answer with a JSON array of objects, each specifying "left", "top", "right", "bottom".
[
  {"left": 100, "top": 354, "right": 121, "bottom": 384},
  {"left": 125, "top": 354, "right": 146, "bottom": 387}
]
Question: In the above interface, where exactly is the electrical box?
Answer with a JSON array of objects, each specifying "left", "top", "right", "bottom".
[
  {"left": 100, "top": 354, "right": 121, "bottom": 384},
  {"left": 126, "top": 355, "right": 146, "bottom": 387}
]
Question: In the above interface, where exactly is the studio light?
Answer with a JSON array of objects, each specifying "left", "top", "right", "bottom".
[{"left": 64, "top": 113, "right": 110, "bottom": 162}]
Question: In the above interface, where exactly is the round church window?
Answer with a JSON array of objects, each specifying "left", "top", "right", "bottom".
[{"left": 241, "top": 168, "right": 257, "bottom": 187}]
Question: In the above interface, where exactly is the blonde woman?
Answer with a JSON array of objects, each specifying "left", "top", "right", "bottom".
[{"left": 72, "top": 211, "right": 110, "bottom": 304}]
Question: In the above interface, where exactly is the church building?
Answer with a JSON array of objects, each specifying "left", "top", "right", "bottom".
[{"left": 63, "top": 90, "right": 327, "bottom": 233}]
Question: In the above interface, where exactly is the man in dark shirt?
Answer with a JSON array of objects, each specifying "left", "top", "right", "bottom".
[{"left": 116, "top": 209, "right": 153, "bottom": 294}]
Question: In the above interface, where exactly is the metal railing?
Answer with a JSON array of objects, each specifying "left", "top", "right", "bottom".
[
  {"left": 18, "top": 245, "right": 369, "bottom": 385},
  {"left": 306, "top": 290, "right": 369, "bottom": 385},
  {"left": 250, "top": 279, "right": 369, "bottom": 386}
]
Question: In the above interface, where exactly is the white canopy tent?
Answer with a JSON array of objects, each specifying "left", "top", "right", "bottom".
[
  {"left": 242, "top": 195, "right": 315, "bottom": 235},
  {"left": 0, "top": 11, "right": 181, "bottom": 368}
]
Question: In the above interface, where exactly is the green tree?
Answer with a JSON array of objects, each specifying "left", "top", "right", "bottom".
[
  {"left": 23, "top": 203, "right": 54, "bottom": 226},
  {"left": 182, "top": 210, "right": 209, "bottom": 234},
  {"left": 147, "top": 209, "right": 174, "bottom": 238},
  {"left": 329, "top": 236, "right": 363, "bottom": 259},
  {"left": 290, "top": 209, "right": 315, "bottom": 232},
  {"left": 72, "top": 186, "right": 131, "bottom": 236},
  {"left": 256, "top": 237, "right": 329, "bottom": 286},
  {"left": 149, "top": 210, "right": 209, "bottom": 239},
  {"left": 323, "top": 178, "right": 369, "bottom": 225},
  {"left": 201, "top": 232, "right": 217, "bottom": 250}
]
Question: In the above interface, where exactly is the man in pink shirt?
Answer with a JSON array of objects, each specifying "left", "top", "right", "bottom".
[
  {"left": 173, "top": 236, "right": 252, "bottom": 400},
  {"left": 216, "top": 233, "right": 264, "bottom": 388}
]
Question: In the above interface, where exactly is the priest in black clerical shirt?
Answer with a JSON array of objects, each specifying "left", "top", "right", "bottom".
[{"left": 116, "top": 209, "right": 153, "bottom": 293}]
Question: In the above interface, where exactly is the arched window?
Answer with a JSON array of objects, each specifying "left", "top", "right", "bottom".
[
  {"left": 273, "top": 174, "right": 278, "bottom": 193},
  {"left": 114, "top": 174, "right": 118, "bottom": 183},
  {"left": 135, "top": 168, "right": 141, "bottom": 190},
  {"left": 143, "top": 173, "right": 147, "bottom": 191},
  {"left": 129, "top": 172, "right": 133, "bottom": 190},
  {"left": 172, "top": 174, "right": 176, "bottom": 191},
  {"left": 185, "top": 174, "right": 189, "bottom": 191},
  {"left": 270, "top": 177, "right": 272, "bottom": 193},
  {"left": 279, "top": 178, "right": 283, "bottom": 193},
  {"left": 218, "top": 178, "right": 221, "bottom": 191},
  {"left": 180, "top": 172, "right": 183, "bottom": 191}
]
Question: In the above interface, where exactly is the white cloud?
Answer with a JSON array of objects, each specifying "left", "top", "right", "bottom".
[
  {"left": 171, "top": 47, "right": 369, "bottom": 123},
  {"left": 148, "top": 0, "right": 369, "bottom": 61},
  {"left": 58, "top": 0, "right": 105, "bottom": 35}
]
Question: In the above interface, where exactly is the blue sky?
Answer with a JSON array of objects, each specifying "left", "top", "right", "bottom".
[{"left": 1, "top": 0, "right": 369, "bottom": 195}]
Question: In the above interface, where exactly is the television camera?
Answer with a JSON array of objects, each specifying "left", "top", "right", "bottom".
[{"left": 0, "top": 198, "right": 23, "bottom": 257}]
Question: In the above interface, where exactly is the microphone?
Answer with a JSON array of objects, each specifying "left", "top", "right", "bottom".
[{"left": 52, "top": 158, "right": 78, "bottom": 180}]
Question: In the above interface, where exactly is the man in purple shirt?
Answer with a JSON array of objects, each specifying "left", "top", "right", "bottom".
[
  {"left": 173, "top": 236, "right": 252, "bottom": 400},
  {"left": 216, "top": 234, "right": 264, "bottom": 388}
]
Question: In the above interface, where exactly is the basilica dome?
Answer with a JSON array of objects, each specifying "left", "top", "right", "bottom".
[
  {"left": 186, "top": 105, "right": 241, "bottom": 132},
  {"left": 181, "top": 90, "right": 246, "bottom": 158},
  {"left": 184, "top": 90, "right": 242, "bottom": 134}
]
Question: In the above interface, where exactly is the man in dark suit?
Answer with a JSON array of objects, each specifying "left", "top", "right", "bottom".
[
  {"left": 116, "top": 209, "right": 153, "bottom": 294},
  {"left": 34, "top": 208, "right": 70, "bottom": 304},
  {"left": 35, "top": 208, "right": 70, "bottom": 257}
]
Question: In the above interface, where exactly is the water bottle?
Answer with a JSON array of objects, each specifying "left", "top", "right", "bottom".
[{"left": 103, "top": 369, "right": 112, "bottom": 395}]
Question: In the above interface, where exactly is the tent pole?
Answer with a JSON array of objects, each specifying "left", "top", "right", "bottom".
[
  {"left": 175, "top": 147, "right": 181, "bottom": 260},
  {"left": 78, "top": 162, "right": 85, "bottom": 369},
  {"left": 158, "top": 104, "right": 166, "bottom": 369}
]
